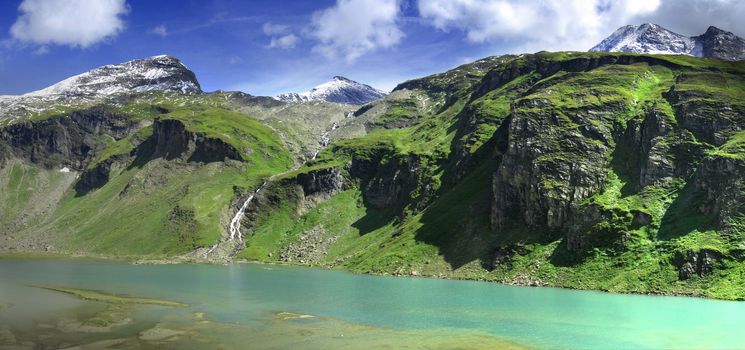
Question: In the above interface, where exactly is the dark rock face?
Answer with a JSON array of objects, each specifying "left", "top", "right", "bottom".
[
  {"left": 483, "top": 53, "right": 744, "bottom": 258},
  {"left": 692, "top": 156, "right": 745, "bottom": 230},
  {"left": 666, "top": 85, "right": 745, "bottom": 146},
  {"left": 0, "top": 108, "right": 137, "bottom": 169},
  {"left": 75, "top": 159, "right": 114, "bottom": 195},
  {"left": 151, "top": 119, "right": 242, "bottom": 163},
  {"left": 0, "top": 113, "right": 243, "bottom": 197},
  {"left": 348, "top": 153, "right": 436, "bottom": 211},
  {"left": 152, "top": 119, "right": 190, "bottom": 160},
  {"left": 491, "top": 104, "right": 613, "bottom": 231},
  {"left": 617, "top": 107, "right": 707, "bottom": 191},
  {"left": 674, "top": 249, "right": 722, "bottom": 280},
  {"left": 296, "top": 167, "right": 348, "bottom": 199},
  {"left": 692, "top": 26, "right": 745, "bottom": 61},
  {"left": 634, "top": 110, "right": 675, "bottom": 187}
]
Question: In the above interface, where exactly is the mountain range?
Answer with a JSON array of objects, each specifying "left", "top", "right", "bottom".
[
  {"left": 591, "top": 23, "right": 745, "bottom": 61},
  {"left": 2, "top": 26, "right": 745, "bottom": 300}
]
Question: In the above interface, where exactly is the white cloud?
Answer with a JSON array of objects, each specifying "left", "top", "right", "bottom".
[
  {"left": 309, "top": 0, "right": 404, "bottom": 63},
  {"left": 417, "top": 0, "right": 661, "bottom": 52},
  {"left": 262, "top": 22, "right": 289, "bottom": 36},
  {"left": 150, "top": 24, "right": 167, "bottom": 38},
  {"left": 269, "top": 34, "right": 299, "bottom": 49},
  {"left": 262, "top": 22, "right": 298, "bottom": 50},
  {"left": 10, "top": 0, "right": 129, "bottom": 48}
]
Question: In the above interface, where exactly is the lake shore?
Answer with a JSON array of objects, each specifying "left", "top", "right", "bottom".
[{"left": 0, "top": 250, "right": 732, "bottom": 302}]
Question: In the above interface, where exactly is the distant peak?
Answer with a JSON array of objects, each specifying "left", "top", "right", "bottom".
[
  {"left": 591, "top": 23, "right": 745, "bottom": 61},
  {"left": 276, "top": 76, "right": 386, "bottom": 105}
]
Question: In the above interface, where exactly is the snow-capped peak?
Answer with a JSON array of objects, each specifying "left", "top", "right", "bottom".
[
  {"left": 590, "top": 23, "right": 696, "bottom": 55},
  {"left": 24, "top": 55, "right": 202, "bottom": 98},
  {"left": 591, "top": 23, "right": 745, "bottom": 61},
  {"left": 277, "top": 76, "right": 387, "bottom": 105}
]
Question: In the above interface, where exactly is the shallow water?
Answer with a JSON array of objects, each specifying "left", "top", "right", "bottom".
[{"left": 1, "top": 259, "right": 745, "bottom": 349}]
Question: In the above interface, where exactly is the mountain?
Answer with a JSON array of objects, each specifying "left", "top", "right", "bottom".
[
  {"left": 693, "top": 26, "right": 745, "bottom": 61},
  {"left": 590, "top": 23, "right": 696, "bottom": 55},
  {"left": 27, "top": 55, "right": 201, "bottom": 98},
  {"left": 277, "top": 76, "right": 387, "bottom": 105},
  {"left": 2, "top": 52, "right": 745, "bottom": 300},
  {"left": 0, "top": 55, "right": 201, "bottom": 124},
  {"left": 591, "top": 23, "right": 745, "bottom": 61}
]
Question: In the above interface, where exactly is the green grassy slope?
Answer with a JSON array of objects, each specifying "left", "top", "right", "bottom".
[
  {"left": 240, "top": 52, "right": 745, "bottom": 299},
  {"left": 1, "top": 95, "right": 293, "bottom": 257}
]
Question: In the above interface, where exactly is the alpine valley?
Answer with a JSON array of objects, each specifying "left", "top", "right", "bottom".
[{"left": 3, "top": 31, "right": 745, "bottom": 301}]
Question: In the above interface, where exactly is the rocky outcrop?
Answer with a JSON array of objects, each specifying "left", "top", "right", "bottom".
[
  {"left": 673, "top": 249, "right": 722, "bottom": 280},
  {"left": 666, "top": 80, "right": 745, "bottom": 146},
  {"left": 232, "top": 167, "right": 350, "bottom": 240},
  {"left": 0, "top": 108, "right": 138, "bottom": 169},
  {"left": 692, "top": 155, "right": 745, "bottom": 230},
  {"left": 632, "top": 109, "right": 675, "bottom": 187},
  {"left": 348, "top": 152, "right": 437, "bottom": 211},
  {"left": 75, "top": 159, "right": 114, "bottom": 195},
  {"left": 296, "top": 167, "right": 348, "bottom": 202},
  {"left": 617, "top": 107, "right": 707, "bottom": 190},
  {"left": 151, "top": 118, "right": 242, "bottom": 163},
  {"left": 491, "top": 102, "right": 615, "bottom": 231}
]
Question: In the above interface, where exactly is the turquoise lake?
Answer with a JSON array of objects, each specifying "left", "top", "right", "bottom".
[{"left": 1, "top": 259, "right": 744, "bottom": 349}]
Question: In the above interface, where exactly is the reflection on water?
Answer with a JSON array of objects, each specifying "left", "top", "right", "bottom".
[
  {"left": 0, "top": 291, "right": 526, "bottom": 349},
  {"left": 2, "top": 259, "right": 745, "bottom": 349}
]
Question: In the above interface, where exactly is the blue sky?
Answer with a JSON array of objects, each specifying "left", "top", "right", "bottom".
[{"left": 1, "top": 0, "right": 744, "bottom": 96}]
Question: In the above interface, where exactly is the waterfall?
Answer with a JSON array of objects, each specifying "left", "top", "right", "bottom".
[
  {"left": 228, "top": 183, "right": 265, "bottom": 242},
  {"left": 311, "top": 122, "right": 339, "bottom": 160}
]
